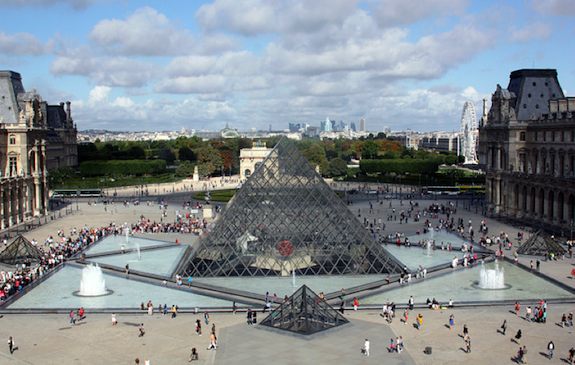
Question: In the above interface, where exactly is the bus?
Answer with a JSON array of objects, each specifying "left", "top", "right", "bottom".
[
  {"left": 51, "top": 189, "right": 103, "bottom": 198},
  {"left": 423, "top": 186, "right": 485, "bottom": 196}
]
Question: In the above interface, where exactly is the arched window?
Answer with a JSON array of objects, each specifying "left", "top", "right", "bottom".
[
  {"left": 244, "top": 169, "right": 251, "bottom": 178},
  {"left": 9, "top": 135, "right": 16, "bottom": 145}
]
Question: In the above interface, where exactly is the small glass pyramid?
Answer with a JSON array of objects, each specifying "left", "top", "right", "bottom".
[{"left": 260, "top": 285, "right": 348, "bottom": 335}]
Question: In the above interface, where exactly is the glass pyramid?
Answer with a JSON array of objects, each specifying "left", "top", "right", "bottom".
[
  {"left": 177, "top": 138, "right": 404, "bottom": 277},
  {"left": 517, "top": 230, "right": 566, "bottom": 256},
  {"left": 260, "top": 285, "right": 348, "bottom": 335},
  {"left": 0, "top": 235, "right": 44, "bottom": 266}
]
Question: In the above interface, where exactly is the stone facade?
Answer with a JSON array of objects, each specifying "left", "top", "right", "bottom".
[
  {"left": 478, "top": 69, "right": 575, "bottom": 232},
  {"left": 239, "top": 141, "right": 272, "bottom": 180},
  {"left": 0, "top": 71, "right": 77, "bottom": 230}
]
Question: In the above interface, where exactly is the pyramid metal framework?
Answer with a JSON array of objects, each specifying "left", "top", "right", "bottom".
[
  {"left": 260, "top": 285, "right": 348, "bottom": 335},
  {"left": 517, "top": 230, "right": 566, "bottom": 256},
  {"left": 178, "top": 138, "right": 404, "bottom": 278},
  {"left": 0, "top": 235, "right": 44, "bottom": 266}
]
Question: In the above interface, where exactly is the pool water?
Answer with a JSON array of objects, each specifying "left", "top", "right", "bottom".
[
  {"left": 85, "top": 235, "right": 174, "bottom": 255},
  {"left": 361, "top": 261, "right": 574, "bottom": 304},
  {"left": 383, "top": 244, "right": 463, "bottom": 271},
  {"left": 8, "top": 266, "right": 231, "bottom": 309},
  {"left": 88, "top": 246, "right": 187, "bottom": 277}
]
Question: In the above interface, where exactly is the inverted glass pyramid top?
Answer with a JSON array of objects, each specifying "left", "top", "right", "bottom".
[
  {"left": 260, "top": 285, "right": 348, "bottom": 335},
  {"left": 177, "top": 138, "right": 404, "bottom": 278}
]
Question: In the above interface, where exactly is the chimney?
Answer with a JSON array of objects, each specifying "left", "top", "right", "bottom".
[{"left": 65, "top": 101, "right": 72, "bottom": 125}]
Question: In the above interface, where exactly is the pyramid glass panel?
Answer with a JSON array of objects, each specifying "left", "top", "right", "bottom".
[
  {"left": 177, "top": 138, "right": 404, "bottom": 278},
  {"left": 260, "top": 285, "right": 348, "bottom": 335},
  {"left": 517, "top": 230, "right": 566, "bottom": 256},
  {"left": 0, "top": 235, "right": 44, "bottom": 266}
]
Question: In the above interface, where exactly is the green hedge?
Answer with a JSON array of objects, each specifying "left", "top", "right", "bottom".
[
  {"left": 79, "top": 160, "right": 166, "bottom": 177},
  {"left": 360, "top": 159, "right": 439, "bottom": 175}
]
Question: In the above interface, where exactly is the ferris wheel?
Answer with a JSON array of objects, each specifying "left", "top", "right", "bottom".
[{"left": 460, "top": 101, "right": 478, "bottom": 164}]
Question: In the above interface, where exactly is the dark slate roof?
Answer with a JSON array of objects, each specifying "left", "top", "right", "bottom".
[
  {"left": 507, "top": 69, "right": 565, "bottom": 121},
  {"left": 46, "top": 104, "right": 67, "bottom": 128}
]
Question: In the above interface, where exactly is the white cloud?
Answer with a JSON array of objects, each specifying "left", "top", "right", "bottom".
[
  {"left": 373, "top": 0, "right": 469, "bottom": 27},
  {"left": 196, "top": 0, "right": 357, "bottom": 35},
  {"left": 0, "top": 32, "right": 49, "bottom": 55},
  {"left": 509, "top": 22, "right": 552, "bottom": 42},
  {"left": 531, "top": 0, "right": 575, "bottom": 16},
  {"left": 90, "top": 7, "right": 195, "bottom": 56},
  {"left": 51, "top": 53, "right": 154, "bottom": 87}
]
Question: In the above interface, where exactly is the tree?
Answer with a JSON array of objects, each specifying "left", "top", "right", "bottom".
[
  {"left": 302, "top": 143, "right": 328, "bottom": 175},
  {"left": 361, "top": 140, "right": 378, "bottom": 159},
  {"left": 195, "top": 145, "right": 223, "bottom": 177},
  {"left": 158, "top": 148, "right": 176, "bottom": 165},
  {"left": 178, "top": 147, "right": 196, "bottom": 161},
  {"left": 328, "top": 158, "right": 348, "bottom": 177},
  {"left": 175, "top": 161, "right": 195, "bottom": 177}
]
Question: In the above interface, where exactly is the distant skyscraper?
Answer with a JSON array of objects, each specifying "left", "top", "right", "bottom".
[
  {"left": 350, "top": 122, "right": 357, "bottom": 132},
  {"left": 321, "top": 117, "right": 333, "bottom": 132},
  {"left": 359, "top": 118, "right": 365, "bottom": 132}
]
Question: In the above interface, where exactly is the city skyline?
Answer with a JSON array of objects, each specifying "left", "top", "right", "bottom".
[{"left": 1, "top": 0, "right": 574, "bottom": 132}]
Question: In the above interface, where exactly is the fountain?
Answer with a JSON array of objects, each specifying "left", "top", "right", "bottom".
[
  {"left": 424, "top": 240, "right": 433, "bottom": 256},
  {"left": 136, "top": 242, "right": 141, "bottom": 261},
  {"left": 477, "top": 262, "right": 507, "bottom": 290},
  {"left": 292, "top": 269, "right": 296, "bottom": 289},
  {"left": 124, "top": 223, "right": 130, "bottom": 244},
  {"left": 76, "top": 264, "right": 112, "bottom": 297}
]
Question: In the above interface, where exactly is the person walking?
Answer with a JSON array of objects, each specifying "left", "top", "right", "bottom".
[
  {"left": 500, "top": 319, "right": 507, "bottom": 335},
  {"left": 247, "top": 309, "right": 253, "bottom": 325},
  {"left": 207, "top": 332, "right": 217, "bottom": 350},
  {"left": 7, "top": 336, "right": 16, "bottom": 354},
  {"left": 547, "top": 341, "right": 555, "bottom": 359},
  {"left": 138, "top": 323, "right": 145, "bottom": 337},
  {"left": 464, "top": 334, "right": 471, "bottom": 353},
  {"left": 195, "top": 319, "right": 202, "bottom": 336},
  {"left": 188, "top": 348, "right": 198, "bottom": 362},
  {"left": 515, "top": 301, "right": 521, "bottom": 316},
  {"left": 408, "top": 295, "right": 414, "bottom": 310},
  {"left": 353, "top": 297, "right": 359, "bottom": 311},
  {"left": 514, "top": 329, "right": 522, "bottom": 344},
  {"left": 111, "top": 313, "right": 118, "bottom": 326},
  {"left": 204, "top": 312, "right": 209, "bottom": 325},
  {"left": 449, "top": 314, "right": 455, "bottom": 330},
  {"left": 69, "top": 310, "right": 76, "bottom": 325},
  {"left": 416, "top": 313, "right": 424, "bottom": 330},
  {"left": 362, "top": 338, "right": 370, "bottom": 357},
  {"left": 403, "top": 309, "right": 409, "bottom": 325},
  {"left": 462, "top": 324, "right": 468, "bottom": 337}
]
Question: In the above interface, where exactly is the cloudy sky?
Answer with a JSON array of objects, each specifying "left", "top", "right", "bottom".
[{"left": 0, "top": 0, "right": 574, "bottom": 132}]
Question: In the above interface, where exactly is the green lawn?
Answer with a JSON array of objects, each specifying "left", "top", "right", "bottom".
[{"left": 194, "top": 189, "right": 236, "bottom": 202}]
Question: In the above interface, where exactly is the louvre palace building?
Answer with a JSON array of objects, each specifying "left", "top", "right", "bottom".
[
  {"left": 0, "top": 70, "right": 78, "bottom": 230},
  {"left": 478, "top": 69, "right": 575, "bottom": 233}
]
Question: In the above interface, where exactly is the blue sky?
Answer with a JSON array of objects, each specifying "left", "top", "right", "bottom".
[{"left": 0, "top": 0, "right": 574, "bottom": 132}]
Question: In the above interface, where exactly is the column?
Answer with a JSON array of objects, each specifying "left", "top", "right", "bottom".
[
  {"left": 7, "top": 183, "right": 13, "bottom": 227},
  {"left": 496, "top": 148, "right": 501, "bottom": 170},
  {"left": 0, "top": 186, "right": 4, "bottom": 230},
  {"left": 553, "top": 192, "right": 560, "bottom": 223},
  {"left": 34, "top": 182, "right": 41, "bottom": 217}
]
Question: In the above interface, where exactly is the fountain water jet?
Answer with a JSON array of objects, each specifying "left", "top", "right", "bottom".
[
  {"left": 77, "top": 264, "right": 111, "bottom": 296},
  {"left": 478, "top": 262, "right": 506, "bottom": 289}
]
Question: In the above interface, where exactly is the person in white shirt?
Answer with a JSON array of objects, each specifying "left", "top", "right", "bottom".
[{"left": 363, "top": 339, "right": 370, "bottom": 357}]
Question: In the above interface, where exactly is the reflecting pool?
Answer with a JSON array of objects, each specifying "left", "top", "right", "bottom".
[
  {"left": 88, "top": 246, "right": 187, "bottom": 277},
  {"left": 85, "top": 235, "right": 174, "bottom": 255},
  {"left": 361, "top": 261, "right": 573, "bottom": 304},
  {"left": 8, "top": 266, "right": 231, "bottom": 309}
]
